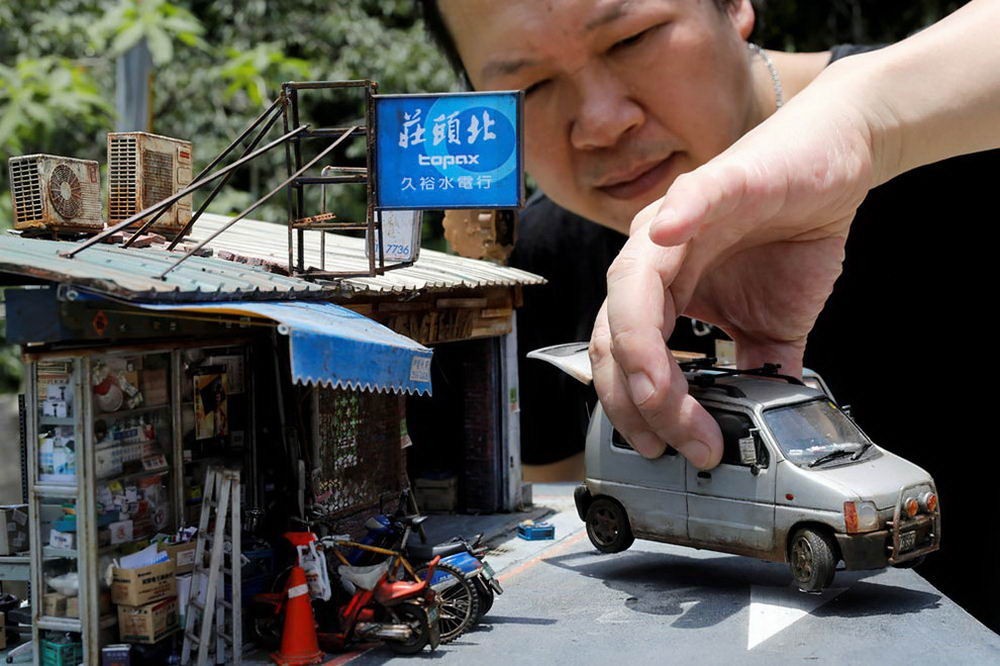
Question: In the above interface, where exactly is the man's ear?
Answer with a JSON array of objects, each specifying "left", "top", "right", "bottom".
[{"left": 728, "top": 0, "right": 755, "bottom": 40}]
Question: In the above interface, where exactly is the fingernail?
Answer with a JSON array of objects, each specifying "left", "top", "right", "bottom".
[
  {"left": 676, "top": 440, "right": 711, "bottom": 468},
  {"left": 628, "top": 373, "right": 656, "bottom": 405}
]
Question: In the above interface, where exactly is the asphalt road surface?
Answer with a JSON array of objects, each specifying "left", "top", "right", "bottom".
[{"left": 339, "top": 484, "right": 1000, "bottom": 666}]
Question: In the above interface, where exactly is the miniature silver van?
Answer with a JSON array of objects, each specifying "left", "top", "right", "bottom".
[{"left": 573, "top": 362, "right": 940, "bottom": 591}]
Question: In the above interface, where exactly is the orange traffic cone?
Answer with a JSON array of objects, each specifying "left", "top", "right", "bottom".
[{"left": 271, "top": 565, "right": 324, "bottom": 665}]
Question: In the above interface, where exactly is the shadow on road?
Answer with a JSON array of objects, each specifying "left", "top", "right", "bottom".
[{"left": 541, "top": 549, "right": 940, "bottom": 628}]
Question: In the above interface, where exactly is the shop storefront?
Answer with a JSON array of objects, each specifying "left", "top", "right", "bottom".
[{"left": 1, "top": 234, "right": 434, "bottom": 663}]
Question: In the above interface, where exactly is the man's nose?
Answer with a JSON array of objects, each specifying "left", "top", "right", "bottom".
[{"left": 568, "top": 66, "right": 644, "bottom": 150}]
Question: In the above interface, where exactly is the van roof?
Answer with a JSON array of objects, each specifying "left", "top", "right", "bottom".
[{"left": 687, "top": 372, "right": 824, "bottom": 410}]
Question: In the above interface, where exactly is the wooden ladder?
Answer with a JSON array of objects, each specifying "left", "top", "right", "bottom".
[{"left": 181, "top": 466, "right": 242, "bottom": 665}]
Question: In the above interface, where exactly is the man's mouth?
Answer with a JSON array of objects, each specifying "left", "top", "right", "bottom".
[{"left": 594, "top": 154, "right": 681, "bottom": 201}]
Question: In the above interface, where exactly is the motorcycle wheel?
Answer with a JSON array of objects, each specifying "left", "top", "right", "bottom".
[
  {"left": 415, "top": 562, "right": 479, "bottom": 642},
  {"left": 473, "top": 575, "right": 494, "bottom": 620},
  {"left": 387, "top": 602, "right": 430, "bottom": 655}
]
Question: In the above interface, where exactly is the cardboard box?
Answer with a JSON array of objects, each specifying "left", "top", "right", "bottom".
[
  {"left": 158, "top": 541, "right": 197, "bottom": 575},
  {"left": 65, "top": 596, "right": 79, "bottom": 618},
  {"left": 117, "top": 597, "right": 178, "bottom": 644},
  {"left": 43, "top": 592, "right": 67, "bottom": 617},
  {"left": 0, "top": 504, "right": 29, "bottom": 555},
  {"left": 111, "top": 560, "right": 176, "bottom": 606}
]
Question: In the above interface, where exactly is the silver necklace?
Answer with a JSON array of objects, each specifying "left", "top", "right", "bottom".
[{"left": 748, "top": 42, "right": 784, "bottom": 109}]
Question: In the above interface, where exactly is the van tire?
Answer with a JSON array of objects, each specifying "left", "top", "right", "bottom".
[
  {"left": 789, "top": 528, "right": 836, "bottom": 592},
  {"left": 585, "top": 497, "right": 634, "bottom": 553}
]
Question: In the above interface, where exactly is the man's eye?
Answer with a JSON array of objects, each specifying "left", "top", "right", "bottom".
[
  {"left": 524, "top": 80, "right": 551, "bottom": 96},
  {"left": 611, "top": 25, "right": 660, "bottom": 52}
]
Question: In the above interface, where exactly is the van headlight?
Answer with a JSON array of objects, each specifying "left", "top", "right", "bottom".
[{"left": 844, "top": 500, "right": 880, "bottom": 534}]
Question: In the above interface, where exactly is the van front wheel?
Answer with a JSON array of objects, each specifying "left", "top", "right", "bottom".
[
  {"left": 789, "top": 528, "right": 837, "bottom": 592},
  {"left": 585, "top": 498, "right": 634, "bottom": 554}
]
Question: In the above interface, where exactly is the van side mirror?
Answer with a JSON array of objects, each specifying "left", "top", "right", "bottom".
[
  {"left": 739, "top": 428, "right": 763, "bottom": 476},
  {"left": 739, "top": 432, "right": 758, "bottom": 466}
]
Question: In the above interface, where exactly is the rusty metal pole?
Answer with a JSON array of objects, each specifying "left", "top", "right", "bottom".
[{"left": 158, "top": 126, "right": 359, "bottom": 279}]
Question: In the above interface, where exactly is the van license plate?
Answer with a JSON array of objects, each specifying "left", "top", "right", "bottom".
[{"left": 900, "top": 531, "right": 916, "bottom": 552}]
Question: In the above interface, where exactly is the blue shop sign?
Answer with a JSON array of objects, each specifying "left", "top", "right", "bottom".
[{"left": 374, "top": 91, "right": 524, "bottom": 210}]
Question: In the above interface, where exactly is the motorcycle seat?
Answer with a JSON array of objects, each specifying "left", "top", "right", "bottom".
[
  {"left": 339, "top": 561, "right": 390, "bottom": 591},
  {"left": 408, "top": 540, "right": 467, "bottom": 561}
]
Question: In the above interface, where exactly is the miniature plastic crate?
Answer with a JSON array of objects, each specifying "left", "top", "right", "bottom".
[
  {"left": 41, "top": 637, "right": 84, "bottom": 666},
  {"left": 517, "top": 521, "right": 555, "bottom": 540}
]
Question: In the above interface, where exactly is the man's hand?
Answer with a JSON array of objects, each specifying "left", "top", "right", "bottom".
[{"left": 590, "top": 65, "right": 886, "bottom": 468}]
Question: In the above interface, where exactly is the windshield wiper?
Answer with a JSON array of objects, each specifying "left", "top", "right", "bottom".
[
  {"left": 850, "top": 441, "right": 874, "bottom": 461},
  {"left": 808, "top": 449, "right": 856, "bottom": 468}
]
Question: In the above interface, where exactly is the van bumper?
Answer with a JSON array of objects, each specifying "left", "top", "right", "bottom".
[
  {"left": 836, "top": 523, "right": 939, "bottom": 570},
  {"left": 574, "top": 485, "right": 592, "bottom": 521},
  {"left": 835, "top": 531, "right": 891, "bottom": 570}
]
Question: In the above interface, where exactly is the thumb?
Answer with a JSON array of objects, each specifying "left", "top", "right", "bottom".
[{"left": 650, "top": 161, "right": 753, "bottom": 247}]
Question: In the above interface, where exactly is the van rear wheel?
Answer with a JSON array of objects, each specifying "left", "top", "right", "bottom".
[
  {"left": 585, "top": 497, "right": 634, "bottom": 553},
  {"left": 789, "top": 528, "right": 837, "bottom": 592}
]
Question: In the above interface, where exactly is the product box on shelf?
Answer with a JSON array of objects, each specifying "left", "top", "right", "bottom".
[
  {"left": 117, "top": 596, "right": 178, "bottom": 644},
  {"left": 48, "top": 528, "right": 74, "bottom": 549},
  {"left": 101, "top": 644, "right": 132, "bottom": 666},
  {"left": 109, "top": 519, "right": 134, "bottom": 545},
  {"left": 42, "top": 592, "right": 67, "bottom": 617},
  {"left": 157, "top": 541, "right": 197, "bottom": 575},
  {"left": 0, "top": 504, "right": 29, "bottom": 555},
  {"left": 96, "top": 442, "right": 124, "bottom": 478},
  {"left": 111, "top": 559, "right": 176, "bottom": 606}
]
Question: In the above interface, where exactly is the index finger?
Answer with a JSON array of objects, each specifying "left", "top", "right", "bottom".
[{"left": 604, "top": 235, "right": 723, "bottom": 468}]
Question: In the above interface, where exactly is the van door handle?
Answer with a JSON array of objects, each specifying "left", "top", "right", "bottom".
[{"left": 697, "top": 471, "right": 711, "bottom": 480}]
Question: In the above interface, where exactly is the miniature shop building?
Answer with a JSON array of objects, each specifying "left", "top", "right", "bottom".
[
  {"left": 189, "top": 213, "right": 544, "bottom": 515},
  {"left": 0, "top": 233, "right": 437, "bottom": 662}
]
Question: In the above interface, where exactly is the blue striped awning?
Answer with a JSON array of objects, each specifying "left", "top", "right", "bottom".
[{"left": 134, "top": 300, "right": 432, "bottom": 395}]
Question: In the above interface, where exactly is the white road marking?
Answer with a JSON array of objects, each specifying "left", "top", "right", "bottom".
[{"left": 747, "top": 585, "right": 846, "bottom": 650}]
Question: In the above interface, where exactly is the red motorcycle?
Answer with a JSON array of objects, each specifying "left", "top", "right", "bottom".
[{"left": 250, "top": 533, "right": 442, "bottom": 655}]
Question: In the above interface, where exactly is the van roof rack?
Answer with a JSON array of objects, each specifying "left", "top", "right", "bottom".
[{"left": 680, "top": 359, "right": 806, "bottom": 390}]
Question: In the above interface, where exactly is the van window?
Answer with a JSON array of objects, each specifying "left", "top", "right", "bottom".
[
  {"left": 612, "top": 429, "right": 677, "bottom": 455},
  {"left": 705, "top": 410, "right": 765, "bottom": 467}
]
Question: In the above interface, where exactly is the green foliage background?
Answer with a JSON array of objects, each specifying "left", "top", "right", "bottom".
[{"left": 0, "top": 0, "right": 969, "bottom": 391}]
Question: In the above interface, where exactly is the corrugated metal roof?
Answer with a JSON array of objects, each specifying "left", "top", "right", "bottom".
[
  {"left": 0, "top": 234, "right": 341, "bottom": 302},
  {"left": 190, "top": 213, "right": 545, "bottom": 295}
]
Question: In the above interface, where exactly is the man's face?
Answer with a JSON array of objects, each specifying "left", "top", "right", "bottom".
[{"left": 439, "top": 0, "right": 756, "bottom": 233}]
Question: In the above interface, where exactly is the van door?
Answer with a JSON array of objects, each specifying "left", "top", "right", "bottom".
[
  {"left": 603, "top": 427, "right": 687, "bottom": 540},
  {"left": 686, "top": 409, "right": 776, "bottom": 553}
]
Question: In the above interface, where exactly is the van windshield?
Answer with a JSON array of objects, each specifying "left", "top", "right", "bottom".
[{"left": 763, "top": 399, "right": 873, "bottom": 468}]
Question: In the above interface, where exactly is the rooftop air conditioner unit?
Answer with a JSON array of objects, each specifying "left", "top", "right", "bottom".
[
  {"left": 8, "top": 155, "right": 103, "bottom": 234},
  {"left": 107, "top": 131, "right": 193, "bottom": 238}
]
